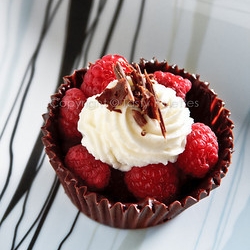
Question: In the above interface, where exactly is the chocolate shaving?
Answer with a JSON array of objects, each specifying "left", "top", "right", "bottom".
[
  {"left": 134, "top": 64, "right": 146, "bottom": 88},
  {"left": 130, "top": 68, "right": 166, "bottom": 137},
  {"left": 95, "top": 78, "right": 128, "bottom": 113},
  {"left": 144, "top": 71, "right": 166, "bottom": 138},
  {"left": 132, "top": 109, "right": 147, "bottom": 127},
  {"left": 114, "top": 62, "right": 134, "bottom": 102},
  {"left": 96, "top": 62, "right": 166, "bottom": 138}
]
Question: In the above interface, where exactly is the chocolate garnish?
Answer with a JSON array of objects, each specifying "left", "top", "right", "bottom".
[
  {"left": 144, "top": 71, "right": 166, "bottom": 137},
  {"left": 114, "top": 62, "right": 134, "bottom": 102},
  {"left": 131, "top": 67, "right": 166, "bottom": 137},
  {"left": 132, "top": 109, "right": 147, "bottom": 127},
  {"left": 96, "top": 62, "right": 166, "bottom": 137},
  {"left": 95, "top": 78, "right": 128, "bottom": 113}
]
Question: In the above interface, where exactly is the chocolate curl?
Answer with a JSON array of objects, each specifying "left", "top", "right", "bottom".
[
  {"left": 132, "top": 109, "right": 147, "bottom": 128},
  {"left": 114, "top": 62, "right": 134, "bottom": 102},
  {"left": 97, "top": 62, "right": 166, "bottom": 138},
  {"left": 144, "top": 70, "right": 166, "bottom": 138},
  {"left": 96, "top": 62, "right": 134, "bottom": 112},
  {"left": 95, "top": 78, "right": 128, "bottom": 113}
]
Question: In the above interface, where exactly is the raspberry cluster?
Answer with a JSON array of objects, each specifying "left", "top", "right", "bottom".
[{"left": 58, "top": 54, "right": 219, "bottom": 203}]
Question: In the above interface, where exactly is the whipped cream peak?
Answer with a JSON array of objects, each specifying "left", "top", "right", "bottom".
[{"left": 78, "top": 65, "right": 193, "bottom": 171}]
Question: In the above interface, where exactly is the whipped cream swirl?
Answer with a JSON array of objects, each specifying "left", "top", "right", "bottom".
[{"left": 78, "top": 79, "right": 193, "bottom": 172}]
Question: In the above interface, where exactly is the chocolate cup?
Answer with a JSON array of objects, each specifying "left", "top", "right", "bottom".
[{"left": 41, "top": 59, "right": 234, "bottom": 229}]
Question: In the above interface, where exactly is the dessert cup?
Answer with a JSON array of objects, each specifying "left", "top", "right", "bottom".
[{"left": 42, "top": 58, "right": 234, "bottom": 229}]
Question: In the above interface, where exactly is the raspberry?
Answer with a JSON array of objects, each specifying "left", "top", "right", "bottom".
[
  {"left": 176, "top": 123, "right": 218, "bottom": 178},
  {"left": 124, "top": 163, "right": 179, "bottom": 202},
  {"left": 65, "top": 144, "right": 111, "bottom": 190},
  {"left": 58, "top": 88, "right": 86, "bottom": 146},
  {"left": 81, "top": 54, "right": 131, "bottom": 97},
  {"left": 153, "top": 71, "right": 191, "bottom": 99}
]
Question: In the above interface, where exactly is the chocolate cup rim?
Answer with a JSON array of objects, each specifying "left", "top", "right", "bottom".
[{"left": 41, "top": 58, "right": 234, "bottom": 229}]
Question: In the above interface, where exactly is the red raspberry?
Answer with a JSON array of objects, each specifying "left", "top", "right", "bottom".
[
  {"left": 176, "top": 123, "right": 218, "bottom": 178},
  {"left": 65, "top": 144, "right": 111, "bottom": 190},
  {"left": 153, "top": 71, "right": 191, "bottom": 99},
  {"left": 58, "top": 88, "right": 86, "bottom": 146},
  {"left": 124, "top": 163, "right": 179, "bottom": 202},
  {"left": 81, "top": 54, "right": 131, "bottom": 97}
]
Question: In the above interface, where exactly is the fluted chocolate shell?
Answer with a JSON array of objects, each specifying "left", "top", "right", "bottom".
[{"left": 41, "top": 59, "right": 234, "bottom": 229}]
